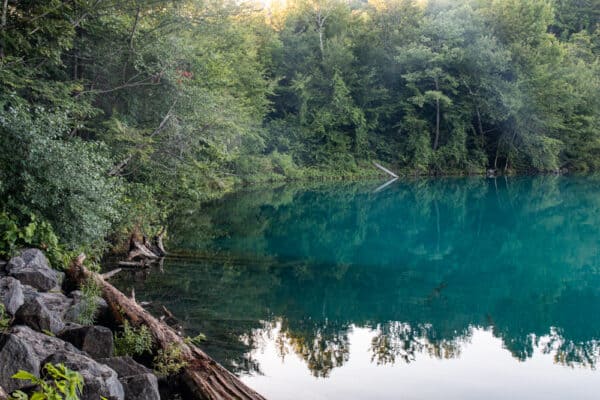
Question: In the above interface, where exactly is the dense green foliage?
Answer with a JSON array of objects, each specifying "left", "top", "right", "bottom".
[
  {"left": 153, "top": 343, "right": 188, "bottom": 377},
  {"left": 10, "top": 363, "right": 84, "bottom": 400},
  {"left": 0, "top": 213, "right": 73, "bottom": 268},
  {"left": 0, "top": 0, "right": 598, "bottom": 248},
  {"left": 114, "top": 320, "right": 154, "bottom": 357},
  {"left": 0, "top": 304, "right": 10, "bottom": 333}
]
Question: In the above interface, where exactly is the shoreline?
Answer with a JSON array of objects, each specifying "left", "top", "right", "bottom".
[{"left": 0, "top": 249, "right": 263, "bottom": 400}]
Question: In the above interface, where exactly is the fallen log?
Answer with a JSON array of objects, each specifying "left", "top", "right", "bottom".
[
  {"left": 67, "top": 254, "right": 265, "bottom": 400},
  {"left": 118, "top": 260, "right": 148, "bottom": 268},
  {"left": 101, "top": 268, "right": 122, "bottom": 280},
  {"left": 373, "top": 162, "right": 399, "bottom": 178}
]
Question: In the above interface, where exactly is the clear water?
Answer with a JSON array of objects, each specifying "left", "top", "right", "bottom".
[{"left": 113, "top": 176, "right": 600, "bottom": 399}]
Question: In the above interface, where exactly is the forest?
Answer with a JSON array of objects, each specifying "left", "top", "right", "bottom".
[{"left": 0, "top": 0, "right": 599, "bottom": 252}]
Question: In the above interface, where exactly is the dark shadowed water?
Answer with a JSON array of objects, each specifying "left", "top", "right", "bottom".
[{"left": 113, "top": 176, "right": 600, "bottom": 399}]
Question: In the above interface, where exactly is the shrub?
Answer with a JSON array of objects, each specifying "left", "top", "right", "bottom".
[
  {"left": 0, "top": 304, "right": 11, "bottom": 333},
  {"left": 153, "top": 343, "right": 188, "bottom": 377},
  {"left": 184, "top": 333, "right": 207, "bottom": 347},
  {"left": 76, "top": 278, "right": 102, "bottom": 326},
  {"left": 114, "top": 321, "right": 153, "bottom": 356},
  {"left": 0, "top": 212, "right": 72, "bottom": 270},
  {"left": 0, "top": 105, "right": 121, "bottom": 248},
  {"left": 9, "top": 363, "right": 84, "bottom": 400}
]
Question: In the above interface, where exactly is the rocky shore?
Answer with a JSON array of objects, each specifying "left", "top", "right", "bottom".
[{"left": 0, "top": 249, "right": 160, "bottom": 400}]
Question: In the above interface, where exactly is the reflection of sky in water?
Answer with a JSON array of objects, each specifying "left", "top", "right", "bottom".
[{"left": 243, "top": 324, "right": 600, "bottom": 400}]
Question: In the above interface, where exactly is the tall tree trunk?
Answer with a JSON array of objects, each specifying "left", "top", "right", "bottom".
[
  {"left": 0, "top": 0, "right": 9, "bottom": 59},
  {"left": 122, "top": 5, "right": 140, "bottom": 81},
  {"left": 318, "top": 24, "right": 324, "bottom": 58},
  {"left": 433, "top": 77, "right": 440, "bottom": 150},
  {"left": 475, "top": 105, "right": 484, "bottom": 140},
  {"left": 315, "top": 8, "right": 329, "bottom": 60}
]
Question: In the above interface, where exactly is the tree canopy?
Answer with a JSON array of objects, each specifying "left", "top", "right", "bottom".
[{"left": 0, "top": 0, "right": 598, "bottom": 248}]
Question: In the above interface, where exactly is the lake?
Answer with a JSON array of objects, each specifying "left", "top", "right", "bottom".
[{"left": 113, "top": 176, "right": 600, "bottom": 399}]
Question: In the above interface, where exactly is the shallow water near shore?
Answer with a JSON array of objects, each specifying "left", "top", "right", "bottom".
[{"left": 112, "top": 176, "right": 600, "bottom": 399}]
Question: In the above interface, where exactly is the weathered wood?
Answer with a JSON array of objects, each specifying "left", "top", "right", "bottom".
[
  {"left": 67, "top": 254, "right": 265, "bottom": 400},
  {"left": 118, "top": 260, "right": 147, "bottom": 268},
  {"left": 373, "top": 162, "right": 399, "bottom": 178},
  {"left": 0, "top": 384, "right": 8, "bottom": 400},
  {"left": 153, "top": 228, "right": 167, "bottom": 257},
  {"left": 101, "top": 268, "right": 122, "bottom": 280},
  {"left": 128, "top": 237, "right": 159, "bottom": 260}
]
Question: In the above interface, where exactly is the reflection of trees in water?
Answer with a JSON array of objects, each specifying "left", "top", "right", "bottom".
[
  {"left": 540, "top": 328, "right": 600, "bottom": 369},
  {"left": 120, "top": 176, "right": 600, "bottom": 376},
  {"left": 275, "top": 318, "right": 351, "bottom": 378},
  {"left": 370, "top": 322, "right": 465, "bottom": 365},
  {"left": 271, "top": 320, "right": 600, "bottom": 374}
]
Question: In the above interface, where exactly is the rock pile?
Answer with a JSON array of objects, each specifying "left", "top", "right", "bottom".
[{"left": 0, "top": 249, "right": 160, "bottom": 400}]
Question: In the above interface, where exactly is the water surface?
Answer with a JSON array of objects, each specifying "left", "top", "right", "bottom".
[{"left": 114, "top": 176, "right": 600, "bottom": 399}]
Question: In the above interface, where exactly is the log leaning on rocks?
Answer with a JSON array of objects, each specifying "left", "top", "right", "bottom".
[{"left": 67, "top": 254, "right": 265, "bottom": 400}]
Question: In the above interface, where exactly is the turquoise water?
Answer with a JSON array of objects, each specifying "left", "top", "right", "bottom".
[{"left": 114, "top": 176, "right": 600, "bottom": 399}]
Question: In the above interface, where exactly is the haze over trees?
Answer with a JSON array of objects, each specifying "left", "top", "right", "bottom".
[{"left": 0, "top": 0, "right": 599, "bottom": 249}]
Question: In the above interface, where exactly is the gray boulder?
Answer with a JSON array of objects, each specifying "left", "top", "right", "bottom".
[
  {"left": 5, "top": 327, "right": 124, "bottom": 399},
  {"left": 16, "top": 291, "right": 72, "bottom": 334},
  {"left": 99, "top": 357, "right": 159, "bottom": 400},
  {"left": 7, "top": 249, "right": 59, "bottom": 292},
  {"left": 0, "top": 277, "right": 24, "bottom": 315},
  {"left": 35, "top": 292, "right": 72, "bottom": 316},
  {"left": 0, "top": 333, "right": 39, "bottom": 393},
  {"left": 98, "top": 356, "right": 151, "bottom": 378},
  {"left": 44, "top": 352, "right": 124, "bottom": 400},
  {"left": 119, "top": 374, "right": 160, "bottom": 400},
  {"left": 9, "top": 325, "right": 82, "bottom": 360},
  {"left": 58, "top": 325, "right": 114, "bottom": 359}
]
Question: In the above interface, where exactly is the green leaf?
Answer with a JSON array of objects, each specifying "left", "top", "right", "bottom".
[{"left": 11, "top": 370, "right": 38, "bottom": 382}]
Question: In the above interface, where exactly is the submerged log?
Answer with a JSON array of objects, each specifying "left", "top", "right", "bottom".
[
  {"left": 118, "top": 260, "right": 148, "bottom": 268},
  {"left": 67, "top": 254, "right": 265, "bottom": 400}
]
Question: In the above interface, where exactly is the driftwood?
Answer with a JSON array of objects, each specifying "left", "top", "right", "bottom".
[
  {"left": 0, "top": 385, "right": 8, "bottom": 400},
  {"left": 101, "top": 268, "right": 122, "bottom": 280},
  {"left": 151, "top": 227, "right": 167, "bottom": 257},
  {"left": 118, "top": 260, "right": 148, "bottom": 268},
  {"left": 128, "top": 237, "right": 159, "bottom": 260},
  {"left": 127, "top": 228, "right": 166, "bottom": 261},
  {"left": 67, "top": 254, "right": 265, "bottom": 400},
  {"left": 373, "top": 162, "right": 399, "bottom": 178}
]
